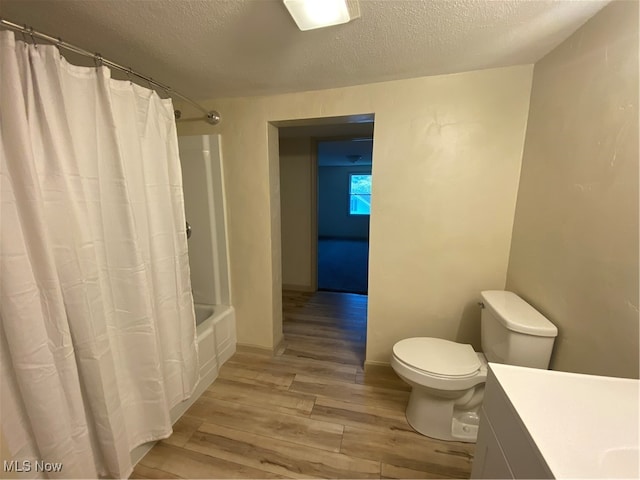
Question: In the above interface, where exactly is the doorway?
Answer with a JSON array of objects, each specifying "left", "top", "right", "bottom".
[
  {"left": 276, "top": 115, "right": 374, "bottom": 368},
  {"left": 276, "top": 117, "right": 374, "bottom": 295},
  {"left": 316, "top": 137, "right": 373, "bottom": 294}
]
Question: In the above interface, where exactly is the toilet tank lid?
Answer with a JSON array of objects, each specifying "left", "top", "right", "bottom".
[{"left": 481, "top": 291, "right": 558, "bottom": 337}]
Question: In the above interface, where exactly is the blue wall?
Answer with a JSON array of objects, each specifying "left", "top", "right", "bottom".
[{"left": 318, "top": 165, "right": 371, "bottom": 239}]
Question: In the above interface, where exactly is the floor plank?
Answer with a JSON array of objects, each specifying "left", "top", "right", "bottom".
[
  {"left": 217, "top": 364, "right": 295, "bottom": 390},
  {"left": 284, "top": 311, "right": 366, "bottom": 328},
  {"left": 202, "top": 377, "right": 316, "bottom": 417},
  {"left": 290, "top": 374, "right": 410, "bottom": 412},
  {"left": 162, "top": 414, "right": 203, "bottom": 448},
  {"left": 130, "top": 463, "right": 183, "bottom": 479},
  {"left": 285, "top": 332, "right": 365, "bottom": 351},
  {"left": 282, "top": 345, "right": 365, "bottom": 366},
  {"left": 226, "top": 350, "right": 358, "bottom": 383},
  {"left": 186, "top": 423, "right": 381, "bottom": 479},
  {"left": 381, "top": 463, "right": 458, "bottom": 479},
  {"left": 187, "top": 396, "right": 343, "bottom": 452},
  {"left": 141, "top": 442, "right": 287, "bottom": 479},
  {"left": 134, "top": 290, "right": 474, "bottom": 479},
  {"left": 310, "top": 397, "right": 414, "bottom": 435},
  {"left": 283, "top": 321, "right": 365, "bottom": 342},
  {"left": 340, "top": 426, "right": 474, "bottom": 479},
  {"left": 356, "top": 365, "right": 411, "bottom": 392}
]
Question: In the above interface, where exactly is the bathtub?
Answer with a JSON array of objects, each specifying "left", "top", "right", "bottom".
[
  {"left": 130, "top": 303, "right": 236, "bottom": 465},
  {"left": 194, "top": 303, "right": 237, "bottom": 380},
  {"left": 195, "top": 303, "right": 215, "bottom": 326},
  {"left": 166, "top": 303, "right": 235, "bottom": 421}
]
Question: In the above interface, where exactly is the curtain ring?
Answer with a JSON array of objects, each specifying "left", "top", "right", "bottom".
[
  {"left": 20, "top": 25, "right": 28, "bottom": 47},
  {"left": 28, "top": 27, "right": 37, "bottom": 48},
  {"left": 94, "top": 53, "right": 103, "bottom": 68},
  {"left": 126, "top": 67, "right": 133, "bottom": 85},
  {"left": 147, "top": 77, "right": 154, "bottom": 90},
  {"left": 56, "top": 37, "right": 63, "bottom": 59}
]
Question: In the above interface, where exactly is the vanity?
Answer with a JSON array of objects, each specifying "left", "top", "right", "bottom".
[{"left": 471, "top": 363, "right": 639, "bottom": 479}]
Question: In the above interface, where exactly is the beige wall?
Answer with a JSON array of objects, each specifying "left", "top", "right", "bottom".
[
  {"left": 177, "top": 65, "right": 533, "bottom": 359},
  {"left": 506, "top": 1, "right": 639, "bottom": 379},
  {"left": 279, "top": 137, "right": 315, "bottom": 291}
]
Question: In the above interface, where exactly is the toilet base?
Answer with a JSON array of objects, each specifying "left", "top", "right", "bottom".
[
  {"left": 451, "top": 414, "right": 479, "bottom": 442},
  {"left": 405, "top": 385, "right": 481, "bottom": 443}
]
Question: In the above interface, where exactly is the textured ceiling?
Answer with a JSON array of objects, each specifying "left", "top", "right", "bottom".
[{"left": 0, "top": 0, "right": 609, "bottom": 100}]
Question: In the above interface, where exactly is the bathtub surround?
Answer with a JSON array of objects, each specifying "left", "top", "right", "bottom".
[
  {"left": 178, "top": 134, "right": 236, "bottom": 370},
  {"left": 177, "top": 134, "right": 237, "bottom": 421},
  {"left": 506, "top": 0, "right": 639, "bottom": 379},
  {"left": 0, "top": 31, "right": 197, "bottom": 477},
  {"left": 177, "top": 64, "right": 533, "bottom": 361},
  {"left": 179, "top": 135, "right": 232, "bottom": 307}
]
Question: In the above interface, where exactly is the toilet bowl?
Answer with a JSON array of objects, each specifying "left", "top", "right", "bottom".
[
  {"left": 391, "top": 290, "right": 558, "bottom": 443},
  {"left": 391, "top": 337, "right": 487, "bottom": 442}
]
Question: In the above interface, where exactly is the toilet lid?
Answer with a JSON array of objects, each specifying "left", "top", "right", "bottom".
[{"left": 393, "top": 337, "right": 481, "bottom": 377}]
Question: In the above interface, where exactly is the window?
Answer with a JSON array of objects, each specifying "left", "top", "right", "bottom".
[{"left": 349, "top": 174, "right": 371, "bottom": 215}]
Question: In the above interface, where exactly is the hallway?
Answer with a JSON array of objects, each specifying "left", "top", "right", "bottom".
[
  {"left": 317, "top": 239, "right": 369, "bottom": 294},
  {"left": 133, "top": 291, "right": 474, "bottom": 478}
]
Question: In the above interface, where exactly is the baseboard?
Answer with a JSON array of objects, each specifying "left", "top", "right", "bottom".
[
  {"left": 282, "top": 283, "right": 315, "bottom": 292},
  {"left": 236, "top": 334, "right": 286, "bottom": 356},
  {"left": 273, "top": 335, "right": 286, "bottom": 355},
  {"left": 235, "top": 343, "right": 272, "bottom": 354},
  {"left": 364, "top": 359, "right": 391, "bottom": 372}
]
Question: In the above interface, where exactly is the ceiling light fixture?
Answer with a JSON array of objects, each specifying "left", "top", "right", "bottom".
[{"left": 283, "top": 0, "right": 359, "bottom": 31}]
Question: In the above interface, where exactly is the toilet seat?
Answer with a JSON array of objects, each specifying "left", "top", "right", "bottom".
[
  {"left": 391, "top": 337, "right": 487, "bottom": 391},
  {"left": 393, "top": 337, "right": 481, "bottom": 377}
]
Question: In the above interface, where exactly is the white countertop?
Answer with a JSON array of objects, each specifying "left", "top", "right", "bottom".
[{"left": 490, "top": 363, "right": 640, "bottom": 479}]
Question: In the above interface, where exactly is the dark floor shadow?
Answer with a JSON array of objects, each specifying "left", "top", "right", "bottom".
[{"left": 318, "top": 237, "right": 369, "bottom": 294}]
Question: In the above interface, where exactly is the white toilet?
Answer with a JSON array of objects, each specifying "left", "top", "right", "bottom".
[{"left": 390, "top": 290, "right": 557, "bottom": 443}]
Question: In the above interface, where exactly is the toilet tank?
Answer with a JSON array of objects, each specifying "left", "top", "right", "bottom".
[{"left": 480, "top": 291, "right": 558, "bottom": 369}]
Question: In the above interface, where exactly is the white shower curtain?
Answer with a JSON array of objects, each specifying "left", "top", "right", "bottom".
[{"left": 0, "top": 31, "right": 198, "bottom": 478}]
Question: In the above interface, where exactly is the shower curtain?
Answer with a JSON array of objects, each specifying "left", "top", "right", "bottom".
[{"left": 0, "top": 31, "right": 198, "bottom": 478}]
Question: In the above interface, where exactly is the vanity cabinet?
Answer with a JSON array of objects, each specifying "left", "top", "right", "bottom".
[
  {"left": 471, "top": 366, "right": 551, "bottom": 479},
  {"left": 471, "top": 363, "right": 639, "bottom": 479}
]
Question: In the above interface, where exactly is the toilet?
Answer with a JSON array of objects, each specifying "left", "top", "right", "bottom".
[{"left": 390, "top": 290, "right": 558, "bottom": 443}]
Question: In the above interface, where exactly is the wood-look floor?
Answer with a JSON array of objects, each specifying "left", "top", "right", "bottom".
[{"left": 132, "top": 291, "right": 474, "bottom": 479}]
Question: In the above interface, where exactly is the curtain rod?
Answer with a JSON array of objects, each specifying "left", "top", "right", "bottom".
[{"left": 0, "top": 18, "right": 220, "bottom": 125}]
